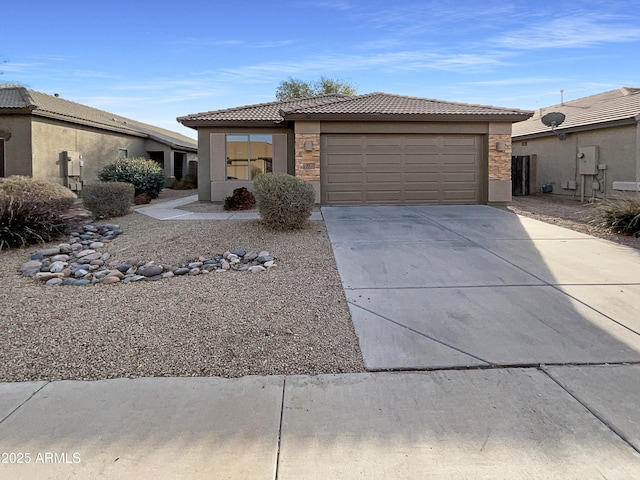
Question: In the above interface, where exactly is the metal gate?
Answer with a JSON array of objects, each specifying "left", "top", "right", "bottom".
[{"left": 512, "top": 155, "right": 530, "bottom": 196}]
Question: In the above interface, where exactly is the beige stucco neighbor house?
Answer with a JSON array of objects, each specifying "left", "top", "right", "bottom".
[
  {"left": 512, "top": 88, "right": 640, "bottom": 199},
  {"left": 178, "top": 93, "right": 532, "bottom": 205},
  {"left": 0, "top": 86, "right": 197, "bottom": 191}
]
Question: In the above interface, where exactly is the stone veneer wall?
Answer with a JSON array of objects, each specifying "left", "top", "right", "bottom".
[
  {"left": 294, "top": 133, "right": 320, "bottom": 182},
  {"left": 488, "top": 133, "right": 512, "bottom": 181}
]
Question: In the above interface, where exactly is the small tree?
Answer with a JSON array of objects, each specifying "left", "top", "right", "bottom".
[{"left": 275, "top": 76, "right": 357, "bottom": 100}]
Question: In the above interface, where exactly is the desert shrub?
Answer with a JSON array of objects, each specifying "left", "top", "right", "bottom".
[
  {"left": 98, "top": 157, "right": 164, "bottom": 199},
  {"left": 134, "top": 193, "right": 152, "bottom": 205},
  {"left": 224, "top": 187, "right": 256, "bottom": 211},
  {"left": 82, "top": 182, "right": 134, "bottom": 219},
  {"left": 0, "top": 175, "right": 76, "bottom": 214},
  {"left": 0, "top": 195, "right": 67, "bottom": 250},
  {"left": 172, "top": 174, "right": 198, "bottom": 190},
  {"left": 253, "top": 173, "right": 315, "bottom": 230},
  {"left": 589, "top": 195, "right": 640, "bottom": 236}
]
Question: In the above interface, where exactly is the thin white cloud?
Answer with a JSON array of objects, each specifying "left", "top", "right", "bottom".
[
  {"left": 168, "top": 38, "right": 296, "bottom": 49},
  {"left": 297, "top": 1, "right": 353, "bottom": 11},
  {"left": 217, "top": 50, "right": 508, "bottom": 82},
  {"left": 465, "top": 77, "right": 558, "bottom": 86},
  {"left": 496, "top": 14, "right": 640, "bottom": 49},
  {"left": 2, "top": 62, "right": 40, "bottom": 73}
]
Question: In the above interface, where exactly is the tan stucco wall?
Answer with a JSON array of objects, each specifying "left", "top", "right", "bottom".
[
  {"left": 512, "top": 123, "right": 638, "bottom": 198},
  {"left": 31, "top": 117, "right": 147, "bottom": 186},
  {"left": 198, "top": 120, "right": 520, "bottom": 205},
  {"left": 197, "top": 126, "right": 293, "bottom": 202},
  {"left": 0, "top": 115, "right": 33, "bottom": 177}
]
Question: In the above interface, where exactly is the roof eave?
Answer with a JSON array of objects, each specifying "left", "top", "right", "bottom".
[
  {"left": 178, "top": 119, "right": 286, "bottom": 128},
  {"left": 0, "top": 107, "right": 37, "bottom": 115},
  {"left": 282, "top": 112, "right": 533, "bottom": 122},
  {"left": 32, "top": 110, "right": 148, "bottom": 138},
  {"left": 512, "top": 117, "right": 638, "bottom": 140}
]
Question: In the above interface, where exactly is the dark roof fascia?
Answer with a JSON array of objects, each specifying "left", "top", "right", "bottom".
[
  {"left": 148, "top": 137, "right": 197, "bottom": 153},
  {"left": 179, "top": 119, "right": 287, "bottom": 129},
  {"left": 0, "top": 107, "right": 35, "bottom": 115},
  {"left": 31, "top": 110, "right": 148, "bottom": 138},
  {"left": 282, "top": 112, "right": 533, "bottom": 123},
  {"left": 513, "top": 117, "right": 638, "bottom": 140}
]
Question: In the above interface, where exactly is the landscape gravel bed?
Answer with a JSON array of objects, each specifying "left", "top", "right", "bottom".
[
  {"left": 0, "top": 212, "right": 365, "bottom": 381},
  {"left": 507, "top": 194, "right": 640, "bottom": 250}
]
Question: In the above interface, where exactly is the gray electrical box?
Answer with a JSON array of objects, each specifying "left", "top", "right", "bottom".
[
  {"left": 65, "top": 151, "right": 81, "bottom": 176},
  {"left": 577, "top": 146, "right": 598, "bottom": 175}
]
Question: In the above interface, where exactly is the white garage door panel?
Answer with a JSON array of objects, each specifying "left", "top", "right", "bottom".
[{"left": 321, "top": 134, "right": 484, "bottom": 205}]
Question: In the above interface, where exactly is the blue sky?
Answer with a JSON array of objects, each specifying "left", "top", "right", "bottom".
[{"left": 2, "top": 0, "right": 639, "bottom": 138}]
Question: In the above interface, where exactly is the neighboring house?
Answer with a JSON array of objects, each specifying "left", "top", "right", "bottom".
[
  {"left": 512, "top": 87, "right": 640, "bottom": 199},
  {"left": 178, "top": 93, "right": 532, "bottom": 205},
  {"left": 0, "top": 86, "right": 197, "bottom": 191}
]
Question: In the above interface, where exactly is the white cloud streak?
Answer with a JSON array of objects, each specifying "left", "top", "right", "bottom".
[{"left": 496, "top": 14, "right": 640, "bottom": 49}]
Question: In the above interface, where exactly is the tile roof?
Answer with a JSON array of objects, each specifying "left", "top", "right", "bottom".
[
  {"left": 512, "top": 87, "right": 640, "bottom": 138},
  {"left": 0, "top": 86, "right": 196, "bottom": 151},
  {"left": 178, "top": 94, "right": 352, "bottom": 123},
  {"left": 0, "top": 86, "right": 34, "bottom": 109},
  {"left": 178, "top": 92, "right": 532, "bottom": 125}
]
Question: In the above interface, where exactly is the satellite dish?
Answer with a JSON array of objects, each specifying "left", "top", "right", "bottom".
[
  {"left": 540, "top": 111, "right": 567, "bottom": 140},
  {"left": 541, "top": 111, "right": 566, "bottom": 128}
]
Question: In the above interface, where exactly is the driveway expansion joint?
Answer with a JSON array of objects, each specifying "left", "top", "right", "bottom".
[
  {"left": 0, "top": 381, "right": 49, "bottom": 425},
  {"left": 274, "top": 377, "right": 286, "bottom": 480},
  {"left": 541, "top": 366, "right": 640, "bottom": 455}
]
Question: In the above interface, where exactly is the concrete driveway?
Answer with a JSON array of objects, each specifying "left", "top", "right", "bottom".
[{"left": 323, "top": 205, "right": 640, "bottom": 370}]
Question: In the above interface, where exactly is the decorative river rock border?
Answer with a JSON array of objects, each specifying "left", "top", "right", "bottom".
[{"left": 18, "top": 224, "right": 276, "bottom": 286}]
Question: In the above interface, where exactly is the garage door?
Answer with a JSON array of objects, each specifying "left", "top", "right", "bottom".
[{"left": 321, "top": 134, "right": 484, "bottom": 205}]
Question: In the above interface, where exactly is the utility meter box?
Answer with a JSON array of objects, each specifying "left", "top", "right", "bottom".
[
  {"left": 577, "top": 146, "right": 598, "bottom": 175},
  {"left": 65, "top": 151, "right": 81, "bottom": 176}
]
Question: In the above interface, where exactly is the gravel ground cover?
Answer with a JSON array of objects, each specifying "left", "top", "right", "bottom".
[
  {"left": 0, "top": 198, "right": 365, "bottom": 381},
  {"left": 506, "top": 194, "right": 640, "bottom": 250}
]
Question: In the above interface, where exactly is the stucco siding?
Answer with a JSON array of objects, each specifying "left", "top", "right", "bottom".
[
  {"left": 513, "top": 123, "right": 638, "bottom": 197},
  {"left": 198, "top": 126, "right": 293, "bottom": 202},
  {"left": 0, "top": 115, "right": 33, "bottom": 177},
  {"left": 31, "top": 117, "right": 147, "bottom": 185}
]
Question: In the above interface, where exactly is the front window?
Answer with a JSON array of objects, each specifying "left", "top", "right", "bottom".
[
  {"left": 117, "top": 148, "right": 128, "bottom": 159},
  {"left": 226, "top": 134, "right": 273, "bottom": 180}
]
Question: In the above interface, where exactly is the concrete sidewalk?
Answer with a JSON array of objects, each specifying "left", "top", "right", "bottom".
[
  {"left": 135, "top": 195, "right": 324, "bottom": 221},
  {"left": 2, "top": 368, "right": 639, "bottom": 479},
  {"left": 2, "top": 202, "right": 639, "bottom": 478}
]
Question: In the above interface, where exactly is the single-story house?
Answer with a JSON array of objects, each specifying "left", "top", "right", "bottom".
[
  {"left": 0, "top": 86, "right": 197, "bottom": 191},
  {"left": 178, "top": 93, "right": 533, "bottom": 205},
  {"left": 512, "top": 87, "right": 640, "bottom": 198}
]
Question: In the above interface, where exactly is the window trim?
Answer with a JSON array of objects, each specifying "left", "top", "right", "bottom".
[
  {"left": 0, "top": 137, "right": 5, "bottom": 177},
  {"left": 225, "top": 134, "right": 273, "bottom": 181}
]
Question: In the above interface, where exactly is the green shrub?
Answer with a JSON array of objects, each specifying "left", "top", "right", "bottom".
[
  {"left": 589, "top": 195, "right": 640, "bottom": 236},
  {"left": 253, "top": 173, "right": 315, "bottom": 230},
  {"left": 0, "top": 195, "right": 67, "bottom": 250},
  {"left": 98, "top": 157, "right": 164, "bottom": 199},
  {"left": 172, "top": 174, "right": 198, "bottom": 190},
  {"left": 0, "top": 175, "right": 76, "bottom": 214},
  {"left": 82, "top": 182, "right": 134, "bottom": 219},
  {"left": 224, "top": 187, "right": 256, "bottom": 211}
]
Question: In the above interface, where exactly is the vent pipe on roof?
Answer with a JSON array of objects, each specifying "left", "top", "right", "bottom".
[
  {"left": 560, "top": 89, "right": 564, "bottom": 105},
  {"left": 54, "top": 93, "right": 59, "bottom": 97}
]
